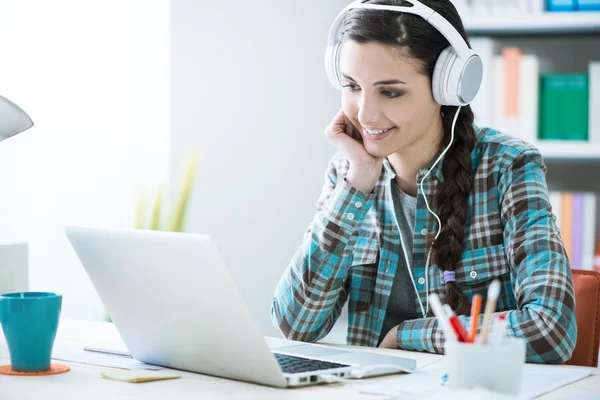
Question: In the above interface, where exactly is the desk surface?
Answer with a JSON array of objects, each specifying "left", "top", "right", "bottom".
[{"left": 1, "top": 319, "right": 599, "bottom": 399}]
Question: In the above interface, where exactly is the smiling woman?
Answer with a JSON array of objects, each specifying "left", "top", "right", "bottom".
[
  {"left": 339, "top": 41, "right": 442, "bottom": 165},
  {"left": 271, "top": 0, "right": 577, "bottom": 364}
]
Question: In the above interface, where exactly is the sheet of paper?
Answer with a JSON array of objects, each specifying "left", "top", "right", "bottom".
[
  {"left": 360, "top": 360, "right": 594, "bottom": 399},
  {"left": 418, "top": 387, "right": 519, "bottom": 399},
  {"left": 519, "top": 366, "right": 594, "bottom": 399},
  {"left": 101, "top": 370, "right": 181, "bottom": 383},
  {"left": 52, "top": 341, "right": 162, "bottom": 370},
  {"left": 361, "top": 361, "right": 445, "bottom": 397}
]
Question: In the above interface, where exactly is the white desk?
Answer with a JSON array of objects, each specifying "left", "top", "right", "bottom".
[{"left": 1, "top": 320, "right": 599, "bottom": 399}]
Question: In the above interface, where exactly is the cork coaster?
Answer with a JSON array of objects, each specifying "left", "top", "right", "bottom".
[{"left": 0, "top": 363, "right": 71, "bottom": 376}]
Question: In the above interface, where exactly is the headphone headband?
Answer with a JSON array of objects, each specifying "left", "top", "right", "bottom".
[
  {"left": 327, "top": 0, "right": 472, "bottom": 60},
  {"left": 325, "top": 0, "right": 483, "bottom": 106}
]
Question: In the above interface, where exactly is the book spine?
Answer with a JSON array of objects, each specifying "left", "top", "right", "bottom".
[
  {"left": 493, "top": 56, "right": 507, "bottom": 131},
  {"left": 547, "top": 0, "right": 577, "bottom": 11},
  {"left": 518, "top": 54, "right": 540, "bottom": 144},
  {"left": 590, "top": 62, "right": 600, "bottom": 144},
  {"left": 571, "top": 193, "right": 585, "bottom": 269},
  {"left": 503, "top": 47, "right": 523, "bottom": 118},
  {"left": 539, "top": 75, "right": 565, "bottom": 140},
  {"left": 564, "top": 74, "right": 589, "bottom": 141},
  {"left": 469, "top": 38, "right": 498, "bottom": 128},
  {"left": 582, "top": 193, "right": 597, "bottom": 270},
  {"left": 576, "top": 0, "right": 600, "bottom": 11},
  {"left": 549, "top": 191, "right": 563, "bottom": 230},
  {"left": 561, "top": 192, "right": 574, "bottom": 266}
]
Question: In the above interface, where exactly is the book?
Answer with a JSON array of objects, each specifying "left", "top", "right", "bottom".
[
  {"left": 493, "top": 56, "right": 506, "bottom": 131},
  {"left": 563, "top": 75, "right": 589, "bottom": 141},
  {"left": 518, "top": 54, "right": 540, "bottom": 144},
  {"left": 493, "top": 51, "right": 520, "bottom": 137},
  {"left": 571, "top": 193, "right": 585, "bottom": 269},
  {"left": 577, "top": 0, "right": 600, "bottom": 11},
  {"left": 547, "top": 0, "right": 577, "bottom": 11},
  {"left": 539, "top": 74, "right": 589, "bottom": 141},
  {"left": 561, "top": 192, "right": 574, "bottom": 265},
  {"left": 549, "top": 191, "right": 563, "bottom": 230},
  {"left": 590, "top": 62, "right": 600, "bottom": 144},
  {"left": 582, "top": 193, "right": 597, "bottom": 270},
  {"left": 470, "top": 37, "right": 499, "bottom": 128},
  {"left": 504, "top": 47, "right": 523, "bottom": 118}
]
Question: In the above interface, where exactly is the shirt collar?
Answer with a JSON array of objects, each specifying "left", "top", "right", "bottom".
[
  {"left": 381, "top": 123, "right": 482, "bottom": 185},
  {"left": 382, "top": 155, "right": 445, "bottom": 184}
]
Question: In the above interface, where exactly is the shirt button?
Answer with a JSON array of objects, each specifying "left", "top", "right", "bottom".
[
  {"left": 355, "top": 201, "right": 363, "bottom": 208},
  {"left": 421, "top": 228, "right": 428, "bottom": 236},
  {"left": 470, "top": 271, "right": 477, "bottom": 279},
  {"left": 347, "top": 213, "right": 355, "bottom": 220},
  {"left": 417, "top": 277, "right": 425, "bottom": 285}
]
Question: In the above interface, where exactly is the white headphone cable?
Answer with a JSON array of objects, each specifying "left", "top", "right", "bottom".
[{"left": 419, "top": 105, "right": 461, "bottom": 316}]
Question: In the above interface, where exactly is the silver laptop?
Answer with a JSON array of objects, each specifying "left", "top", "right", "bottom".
[{"left": 64, "top": 226, "right": 416, "bottom": 387}]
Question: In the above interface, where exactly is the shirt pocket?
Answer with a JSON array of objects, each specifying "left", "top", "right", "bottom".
[
  {"left": 347, "top": 237, "right": 379, "bottom": 312},
  {"left": 455, "top": 244, "right": 510, "bottom": 289}
]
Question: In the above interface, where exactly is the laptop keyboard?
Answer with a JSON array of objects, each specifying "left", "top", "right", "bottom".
[{"left": 274, "top": 352, "right": 350, "bottom": 374}]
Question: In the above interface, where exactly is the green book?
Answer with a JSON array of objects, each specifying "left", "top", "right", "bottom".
[{"left": 539, "top": 74, "right": 589, "bottom": 141}]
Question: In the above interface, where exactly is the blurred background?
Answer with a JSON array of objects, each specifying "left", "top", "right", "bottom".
[{"left": 0, "top": 0, "right": 598, "bottom": 343}]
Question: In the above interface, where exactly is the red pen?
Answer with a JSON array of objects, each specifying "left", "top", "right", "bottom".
[
  {"left": 449, "top": 316, "right": 470, "bottom": 342},
  {"left": 444, "top": 304, "right": 470, "bottom": 343}
]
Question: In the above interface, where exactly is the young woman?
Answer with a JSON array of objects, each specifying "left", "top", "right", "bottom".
[{"left": 271, "top": 0, "right": 576, "bottom": 363}]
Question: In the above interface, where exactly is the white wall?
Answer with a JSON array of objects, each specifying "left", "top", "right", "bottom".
[
  {"left": 0, "top": 0, "right": 171, "bottom": 320},
  {"left": 170, "top": 0, "right": 349, "bottom": 337}
]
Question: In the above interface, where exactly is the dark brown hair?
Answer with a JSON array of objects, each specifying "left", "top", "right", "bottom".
[{"left": 340, "top": 0, "right": 476, "bottom": 315}]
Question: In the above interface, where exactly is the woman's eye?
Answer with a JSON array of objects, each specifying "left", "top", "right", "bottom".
[
  {"left": 382, "top": 90, "right": 404, "bottom": 99},
  {"left": 342, "top": 84, "right": 360, "bottom": 92}
]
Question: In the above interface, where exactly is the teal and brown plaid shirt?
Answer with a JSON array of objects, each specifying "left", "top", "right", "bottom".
[{"left": 271, "top": 126, "right": 577, "bottom": 363}]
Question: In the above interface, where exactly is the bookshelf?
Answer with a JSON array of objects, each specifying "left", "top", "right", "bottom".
[
  {"left": 460, "top": 6, "right": 600, "bottom": 274},
  {"left": 535, "top": 141, "right": 600, "bottom": 161},
  {"left": 463, "top": 12, "right": 600, "bottom": 162},
  {"left": 464, "top": 12, "right": 600, "bottom": 35}
]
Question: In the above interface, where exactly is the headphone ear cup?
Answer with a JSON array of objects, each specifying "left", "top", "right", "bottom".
[
  {"left": 432, "top": 46, "right": 459, "bottom": 106},
  {"left": 325, "top": 42, "right": 343, "bottom": 90}
]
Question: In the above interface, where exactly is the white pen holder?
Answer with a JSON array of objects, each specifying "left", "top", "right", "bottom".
[{"left": 445, "top": 338, "right": 526, "bottom": 395}]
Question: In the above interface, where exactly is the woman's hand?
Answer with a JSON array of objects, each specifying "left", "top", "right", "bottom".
[
  {"left": 324, "top": 109, "right": 383, "bottom": 194},
  {"left": 378, "top": 325, "right": 400, "bottom": 349}
]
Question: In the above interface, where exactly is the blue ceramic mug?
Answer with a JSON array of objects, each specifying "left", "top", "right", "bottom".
[{"left": 0, "top": 292, "right": 62, "bottom": 372}]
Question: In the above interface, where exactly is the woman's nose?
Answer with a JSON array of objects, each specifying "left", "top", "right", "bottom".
[{"left": 357, "top": 97, "right": 382, "bottom": 127}]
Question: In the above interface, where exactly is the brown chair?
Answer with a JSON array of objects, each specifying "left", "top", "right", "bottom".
[{"left": 565, "top": 269, "right": 600, "bottom": 367}]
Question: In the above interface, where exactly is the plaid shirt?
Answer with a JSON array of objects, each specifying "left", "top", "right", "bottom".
[{"left": 271, "top": 126, "right": 577, "bottom": 363}]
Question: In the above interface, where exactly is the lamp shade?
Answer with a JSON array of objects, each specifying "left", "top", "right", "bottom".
[{"left": 0, "top": 95, "right": 34, "bottom": 142}]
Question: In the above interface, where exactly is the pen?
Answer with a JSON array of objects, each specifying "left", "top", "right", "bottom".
[
  {"left": 443, "top": 304, "right": 469, "bottom": 343},
  {"left": 479, "top": 279, "right": 501, "bottom": 345},
  {"left": 469, "top": 294, "right": 482, "bottom": 343},
  {"left": 428, "top": 293, "right": 458, "bottom": 342},
  {"left": 489, "top": 313, "right": 508, "bottom": 346}
]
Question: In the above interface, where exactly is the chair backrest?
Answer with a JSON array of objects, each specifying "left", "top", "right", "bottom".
[{"left": 566, "top": 269, "right": 600, "bottom": 367}]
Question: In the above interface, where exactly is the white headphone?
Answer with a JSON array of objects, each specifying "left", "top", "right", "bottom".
[{"left": 324, "top": 0, "right": 483, "bottom": 106}]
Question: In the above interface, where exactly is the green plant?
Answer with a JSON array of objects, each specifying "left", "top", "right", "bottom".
[{"left": 134, "top": 150, "right": 200, "bottom": 232}]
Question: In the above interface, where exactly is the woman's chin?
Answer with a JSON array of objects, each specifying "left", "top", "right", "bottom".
[{"left": 364, "top": 144, "right": 395, "bottom": 159}]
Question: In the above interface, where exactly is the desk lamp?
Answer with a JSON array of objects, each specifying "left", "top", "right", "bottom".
[{"left": 0, "top": 95, "right": 34, "bottom": 140}]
